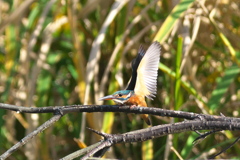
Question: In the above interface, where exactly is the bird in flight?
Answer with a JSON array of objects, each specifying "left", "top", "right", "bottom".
[{"left": 99, "top": 41, "right": 161, "bottom": 125}]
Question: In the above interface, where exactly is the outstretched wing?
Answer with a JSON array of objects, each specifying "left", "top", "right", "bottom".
[
  {"left": 134, "top": 41, "right": 161, "bottom": 99},
  {"left": 125, "top": 45, "right": 145, "bottom": 90}
]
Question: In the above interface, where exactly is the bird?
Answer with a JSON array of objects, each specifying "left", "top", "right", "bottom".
[{"left": 99, "top": 41, "right": 161, "bottom": 125}]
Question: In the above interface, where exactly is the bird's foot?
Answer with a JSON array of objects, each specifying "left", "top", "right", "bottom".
[{"left": 130, "top": 104, "right": 137, "bottom": 109}]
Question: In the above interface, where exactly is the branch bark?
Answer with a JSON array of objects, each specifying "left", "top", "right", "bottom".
[
  {"left": 1, "top": 103, "right": 240, "bottom": 122},
  {"left": 0, "top": 103, "right": 240, "bottom": 159},
  {"left": 0, "top": 114, "right": 63, "bottom": 160},
  {"left": 80, "top": 120, "right": 240, "bottom": 160}
]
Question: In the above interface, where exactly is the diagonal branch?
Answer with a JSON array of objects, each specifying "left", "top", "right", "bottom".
[{"left": 0, "top": 113, "right": 64, "bottom": 160}]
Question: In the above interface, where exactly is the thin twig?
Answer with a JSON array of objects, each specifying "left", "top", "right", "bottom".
[
  {"left": 193, "top": 129, "right": 222, "bottom": 145},
  {"left": 209, "top": 136, "right": 240, "bottom": 159},
  {"left": 171, "top": 146, "right": 183, "bottom": 160}
]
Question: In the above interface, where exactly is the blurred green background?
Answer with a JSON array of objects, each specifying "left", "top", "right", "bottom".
[{"left": 0, "top": 0, "right": 240, "bottom": 159}]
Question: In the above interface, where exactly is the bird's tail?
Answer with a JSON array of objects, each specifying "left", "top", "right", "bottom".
[{"left": 141, "top": 114, "right": 151, "bottom": 125}]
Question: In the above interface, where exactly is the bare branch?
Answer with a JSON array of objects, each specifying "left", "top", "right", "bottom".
[
  {"left": 0, "top": 114, "right": 63, "bottom": 160},
  {"left": 60, "top": 141, "right": 103, "bottom": 160},
  {"left": 81, "top": 120, "right": 240, "bottom": 159},
  {"left": 1, "top": 103, "right": 240, "bottom": 159},
  {"left": 1, "top": 103, "right": 240, "bottom": 123}
]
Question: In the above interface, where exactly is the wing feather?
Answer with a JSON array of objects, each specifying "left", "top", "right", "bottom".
[
  {"left": 134, "top": 41, "right": 161, "bottom": 99},
  {"left": 126, "top": 45, "right": 145, "bottom": 90}
]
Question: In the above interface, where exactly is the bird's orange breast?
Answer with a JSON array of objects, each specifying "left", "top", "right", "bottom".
[{"left": 125, "top": 94, "right": 147, "bottom": 107}]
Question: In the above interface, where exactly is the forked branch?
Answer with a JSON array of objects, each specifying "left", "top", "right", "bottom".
[{"left": 0, "top": 103, "right": 240, "bottom": 159}]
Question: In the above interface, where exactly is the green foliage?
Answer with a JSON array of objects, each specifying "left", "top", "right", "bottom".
[
  {"left": 0, "top": 0, "right": 240, "bottom": 159},
  {"left": 208, "top": 64, "right": 240, "bottom": 112}
]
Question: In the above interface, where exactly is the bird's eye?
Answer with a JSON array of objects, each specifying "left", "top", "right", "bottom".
[{"left": 118, "top": 94, "right": 122, "bottom": 97}]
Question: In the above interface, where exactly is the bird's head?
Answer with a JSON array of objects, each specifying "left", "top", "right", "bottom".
[{"left": 99, "top": 90, "right": 134, "bottom": 104}]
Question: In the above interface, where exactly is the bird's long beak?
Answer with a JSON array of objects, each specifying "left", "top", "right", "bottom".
[{"left": 98, "top": 95, "right": 115, "bottom": 101}]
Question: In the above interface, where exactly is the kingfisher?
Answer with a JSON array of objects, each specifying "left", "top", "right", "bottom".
[{"left": 99, "top": 41, "right": 161, "bottom": 125}]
